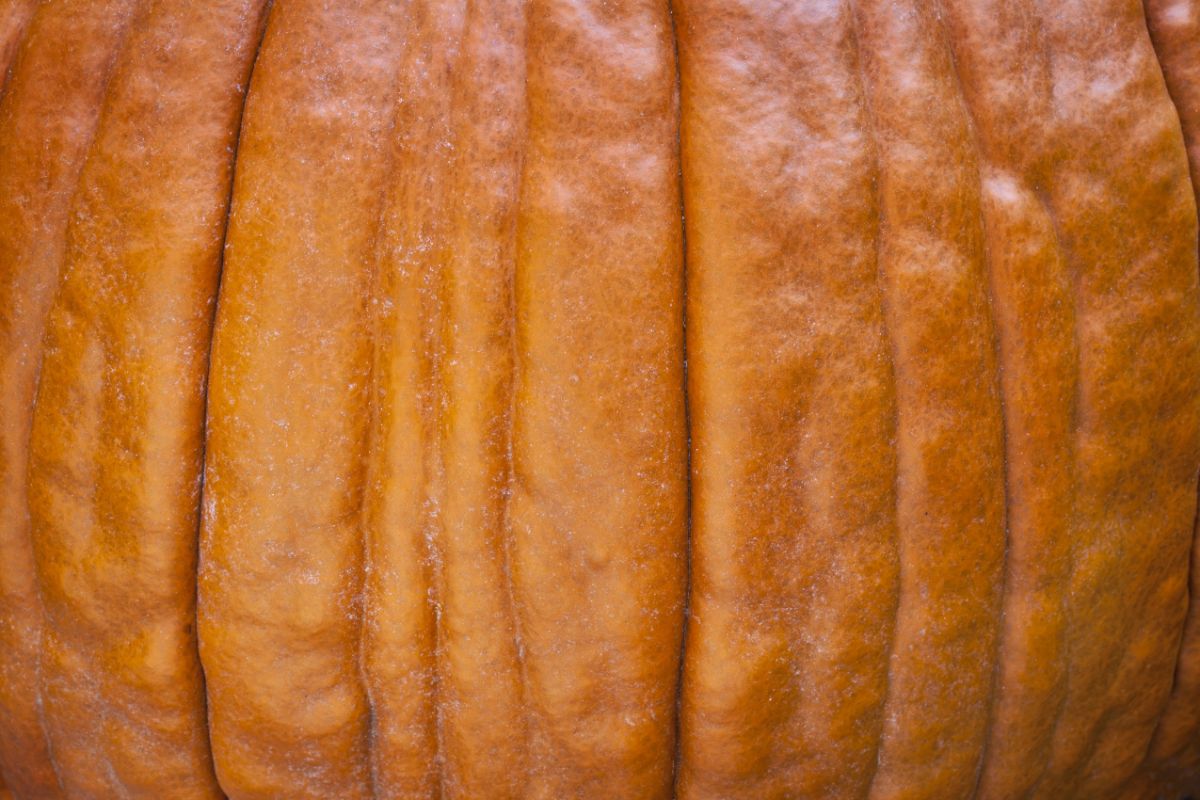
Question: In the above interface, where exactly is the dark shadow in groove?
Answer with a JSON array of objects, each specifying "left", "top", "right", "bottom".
[
  {"left": 666, "top": 1, "right": 693, "bottom": 794},
  {"left": 193, "top": 2, "right": 277, "bottom": 792}
]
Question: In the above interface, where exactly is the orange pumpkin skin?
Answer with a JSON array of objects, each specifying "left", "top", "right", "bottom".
[
  {"left": 2, "top": 0, "right": 266, "bottom": 797},
  {"left": 0, "top": 2, "right": 1197, "bottom": 799},
  {"left": 1137, "top": 0, "right": 1200, "bottom": 796},
  {"left": 0, "top": 2, "right": 142, "bottom": 796}
]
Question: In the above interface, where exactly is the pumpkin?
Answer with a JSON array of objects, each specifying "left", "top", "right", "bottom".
[{"left": 0, "top": 1, "right": 1197, "bottom": 798}]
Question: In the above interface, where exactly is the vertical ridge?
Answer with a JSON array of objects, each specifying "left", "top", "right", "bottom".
[
  {"left": 1136, "top": 0, "right": 1200, "bottom": 793},
  {"left": 0, "top": 2, "right": 142, "bottom": 795},
  {"left": 674, "top": 3, "right": 900, "bottom": 796},
  {"left": 928, "top": 3, "right": 1015, "bottom": 794},
  {"left": 197, "top": 2, "right": 404, "bottom": 794},
  {"left": 196, "top": 2, "right": 275, "bottom": 787},
  {"left": 854, "top": 3, "right": 1010, "bottom": 798},
  {"left": 847, "top": 5, "right": 902, "bottom": 796},
  {"left": 935, "top": 3, "right": 1082, "bottom": 797},
  {"left": 359, "top": 2, "right": 449, "bottom": 795},
  {"left": 512, "top": 0, "right": 688, "bottom": 794},
  {"left": 30, "top": 1, "right": 276, "bottom": 794},
  {"left": 1027, "top": 2, "right": 1200, "bottom": 793}
]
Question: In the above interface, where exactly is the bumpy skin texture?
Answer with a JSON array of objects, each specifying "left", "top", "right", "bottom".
[
  {"left": 1140, "top": 0, "right": 1200, "bottom": 796},
  {"left": 852, "top": 3, "right": 1008, "bottom": 799},
  {"left": 25, "top": 0, "right": 269, "bottom": 797},
  {"left": 673, "top": 1, "right": 1006, "bottom": 798},
  {"left": 198, "top": 3, "right": 398, "bottom": 795},
  {"left": 941, "top": 0, "right": 1200, "bottom": 798},
  {"left": 674, "top": 3, "right": 901, "bottom": 797},
  {"left": 198, "top": 1, "right": 685, "bottom": 798},
  {"left": 0, "top": 1, "right": 140, "bottom": 796},
  {"left": 2, "top": 2, "right": 1199, "bottom": 799},
  {"left": 675, "top": 1, "right": 1199, "bottom": 799}
]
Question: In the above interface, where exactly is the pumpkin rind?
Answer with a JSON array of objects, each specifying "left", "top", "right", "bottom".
[
  {"left": 0, "top": 1, "right": 142, "bottom": 795},
  {"left": 198, "top": 1, "right": 399, "bottom": 794},
  {"left": 996, "top": 3, "right": 1192, "bottom": 796},
  {"left": 199, "top": 0, "right": 686, "bottom": 795},
  {"left": 673, "top": 2, "right": 902, "bottom": 796},
  {"left": 23, "top": 0, "right": 268, "bottom": 796},
  {"left": 0, "top": 2, "right": 1197, "bottom": 798},
  {"left": 1138, "top": 0, "right": 1200, "bottom": 795}
]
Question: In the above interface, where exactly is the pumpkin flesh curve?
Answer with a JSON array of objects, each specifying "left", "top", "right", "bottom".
[{"left": 0, "top": 1, "right": 1198, "bottom": 799}]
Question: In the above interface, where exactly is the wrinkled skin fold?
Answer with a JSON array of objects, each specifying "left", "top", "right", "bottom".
[{"left": 0, "top": 1, "right": 1197, "bottom": 798}]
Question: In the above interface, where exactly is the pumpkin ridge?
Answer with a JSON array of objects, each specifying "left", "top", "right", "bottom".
[
  {"left": 928, "top": 1, "right": 1017, "bottom": 794},
  {"left": 853, "top": 2, "right": 1010, "bottom": 798},
  {"left": 29, "top": 0, "right": 275, "bottom": 794},
  {"left": 1120, "top": 0, "right": 1200, "bottom": 794},
  {"left": 194, "top": 1, "right": 275, "bottom": 787},
  {"left": 0, "top": 1, "right": 142, "bottom": 795}
]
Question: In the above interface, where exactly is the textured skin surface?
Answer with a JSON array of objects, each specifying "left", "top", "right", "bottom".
[
  {"left": 671, "top": 0, "right": 1004, "bottom": 797},
  {"left": 1, "top": 2, "right": 1199, "bottom": 798},
  {"left": 674, "top": 1, "right": 1198, "bottom": 798},
  {"left": 674, "top": 3, "right": 900, "bottom": 797},
  {"left": 1145, "top": 0, "right": 1200, "bottom": 204},
  {"left": 939, "top": 5, "right": 1082, "bottom": 796},
  {"left": 852, "top": 3, "right": 1008, "bottom": 799},
  {"left": 1140, "top": 0, "right": 1200, "bottom": 796},
  {"left": 25, "top": 0, "right": 269, "bottom": 797},
  {"left": 1035, "top": 5, "right": 1199, "bottom": 796},
  {"left": 940, "top": 1, "right": 1200, "bottom": 798},
  {"left": 198, "top": 3, "right": 399, "bottom": 795},
  {"left": 0, "top": 1, "right": 140, "bottom": 795},
  {"left": 513, "top": 1, "right": 686, "bottom": 796},
  {"left": 198, "top": 1, "right": 685, "bottom": 797}
]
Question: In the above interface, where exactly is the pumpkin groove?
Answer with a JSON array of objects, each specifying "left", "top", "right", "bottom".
[
  {"left": 198, "top": 0, "right": 686, "bottom": 796},
  {"left": 937, "top": 3, "right": 1082, "bottom": 796},
  {"left": 851, "top": 3, "right": 1007, "bottom": 798},
  {"left": 0, "top": 0, "right": 35, "bottom": 98}
]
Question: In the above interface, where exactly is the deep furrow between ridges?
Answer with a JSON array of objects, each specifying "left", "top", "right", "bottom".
[
  {"left": 846, "top": 2, "right": 902, "bottom": 795},
  {"left": 196, "top": 6, "right": 276, "bottom": 797},
  {"left": 929, "top": 2, "right": 1015, "bottom": 795},
  {"left": 666, "top": 0, "right": 691, "bottom": 794},
  {"left": 502, "top": 0, "right": 533, "bottom": 788}
]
